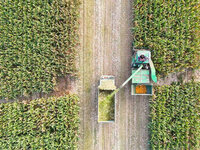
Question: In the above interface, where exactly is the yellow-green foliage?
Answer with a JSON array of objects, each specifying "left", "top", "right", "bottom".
[
  {"left": 98, "top": 90, "right": 115, "bottom": 121},
  {"left": 0, "top": 95, "right": 79, "bottom": 149},
  {"left": 0, "top": 0, "right": 80, "bottom": 99},
  {"left": 133, "top": 0, "right": 200, "bottom": 76},
  {"left": 150, "top": 82, "right": 200, "bottom": 149}
]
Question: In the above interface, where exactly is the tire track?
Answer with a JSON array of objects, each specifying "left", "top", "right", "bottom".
[{"left": 80, "top": 0, "right": 149, "bottom": 149}]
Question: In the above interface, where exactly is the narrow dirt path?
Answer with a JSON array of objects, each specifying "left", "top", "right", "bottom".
[{"left": 79, "top": 0, "right": 149, "bottom": 149}]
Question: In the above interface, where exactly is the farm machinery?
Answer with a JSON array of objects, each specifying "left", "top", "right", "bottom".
[
  {"left": 98, "top": 49, "right": 157, "bottom": 122},
  {"left": 131, "top": 49, "right": 157, "bottom": 95}
]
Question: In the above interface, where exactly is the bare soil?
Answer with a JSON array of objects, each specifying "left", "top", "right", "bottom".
[
  {"left": 79, "top": 0, "right": 150, "bottom": 149},
  {"left": 157, "top": 69, "right": 200, "bottom": 86}
]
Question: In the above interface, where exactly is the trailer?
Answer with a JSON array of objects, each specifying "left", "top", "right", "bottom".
[{"left": 98, "top": 75, "right": 116, "bottom": 123}]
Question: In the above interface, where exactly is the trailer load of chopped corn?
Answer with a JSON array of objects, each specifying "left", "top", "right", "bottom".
[
  {"left": 98, "top": 90, "right": 115, "bottom": 121},
  {"left": 98, "top": 80, "right": 116, "bottom": 90},
  {"left": 136, "top": 85, "right": 147, "bottom": 94}
]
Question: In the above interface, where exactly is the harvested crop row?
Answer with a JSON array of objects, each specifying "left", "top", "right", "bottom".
[
  {"left": 0, "top": 95, "right": 79, "bottom": 149},
  {"left": 149, "top": 82, "right": 200, "bottom": 149},
  {"left": 0, "top": 0, "right": 80, "bottom": 99},
  {"left": 133, "top": 0, "right": 200, "bottom": 76}
]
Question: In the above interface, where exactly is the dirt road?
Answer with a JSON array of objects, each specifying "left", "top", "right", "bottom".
[{"left": 79, "top": 0, "right": 149, "bottom": 149}]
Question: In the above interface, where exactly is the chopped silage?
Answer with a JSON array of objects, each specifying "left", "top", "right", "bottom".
[{"left": 98, "top": 90, "right": 115, "bottom": 121}]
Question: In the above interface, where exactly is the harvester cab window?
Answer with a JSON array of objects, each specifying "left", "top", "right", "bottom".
[{"left": 138, "top": 54, "right": 147, "bottom": 62}]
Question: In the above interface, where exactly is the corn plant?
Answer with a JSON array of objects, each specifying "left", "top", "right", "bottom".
[
  {"left": 133, "top": 0, "right": 200, "bottom": 76},
  {"left": 0, "top": 0, "right": 81, "bottom": 99},
  {"left": 149, "top": 82, "right": 200, "bottom": 149},
  {"left": 0, "top": 95, "right": 80, "bottom": 149}
]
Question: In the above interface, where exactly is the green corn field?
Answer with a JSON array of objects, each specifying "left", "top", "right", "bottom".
[
  {"left": 0, "top": 0, "right": 80, "bottom": 99},
  {"left": 149, "top": 82, "right": 200, "bottom": 149},
  {"left": 0, "top": 95, "right": 80, "bottom": 149},
  {"left": 133, "top": 0, "right": 200, "bottom": 76}
]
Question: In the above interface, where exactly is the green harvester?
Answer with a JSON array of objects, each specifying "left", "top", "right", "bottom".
[{"left": 131, "top": 49, "right": 157, "bottom": 95}]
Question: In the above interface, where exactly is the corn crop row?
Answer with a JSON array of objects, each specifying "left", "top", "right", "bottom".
[
  {"left": 0, "top": 95, "right": 80, "bottom": 149},
  {"left": 149, "top": 82, "right": 200, "bottom": 149},
  {"left": 0, "top": 0, "right": 80, "bottom": 99},
  {"left": 133, "top": 0, "right": 200, "bottom": 76}
]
